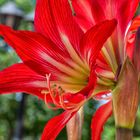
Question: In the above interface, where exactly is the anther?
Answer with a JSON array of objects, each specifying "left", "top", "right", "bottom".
[{"left": 68, "top": 0, "right": 76, "bottom": 16}]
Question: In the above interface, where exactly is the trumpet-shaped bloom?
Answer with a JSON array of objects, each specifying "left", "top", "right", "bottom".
[
  {"left": 0, "top": 0, "right": 117, "bottom": 139},
  {"left": 72, "top": 0, "right": 140, "bottom": 139}
]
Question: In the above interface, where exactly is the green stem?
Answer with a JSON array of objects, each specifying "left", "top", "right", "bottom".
[{"left": 116, "top": 127, "right": 133, "bottom": 140}]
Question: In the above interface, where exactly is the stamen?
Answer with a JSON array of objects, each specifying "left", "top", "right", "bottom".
[
  {"left": 44, "top": 96, "right": 60, "bottom": 110},
  {"left": 68, "top": 0, "right": 76, "bottom": 16},
  {"left": 42, "top": 74, "right": 85, "bottom": 111},
  {"left": 41, "top": 90, "right": 49, "bottom": 94},
  {"left": 46, "top": 74, "right": 60, "bottom": 106}
]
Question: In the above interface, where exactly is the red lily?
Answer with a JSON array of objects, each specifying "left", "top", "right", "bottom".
[
  {"left": 0, "top": 0, "right": 117, "bottom": 139},
  {"left": 72, "top": 0, "right": 140, "bottom": 139}
]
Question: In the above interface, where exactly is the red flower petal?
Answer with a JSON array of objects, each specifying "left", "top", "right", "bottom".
[
  {"left": 41, "top": 111, "right": 76, "bottom": 140},
  {"left": 35, "top": 0, "right": 83, "bottom": 54},
  {"left": 35, "top": 0, "right": 66, "bottom": 51},
  {"left": 91, "top": 101, "right": 112, "bottom": 140},
  {"left": 80, "top": 19, "right": 117, "bottom": 67},
  {"left": 126, "top": 16, "right": 140, "bottom": 59},
  {"left": 0, "top": 63, "right": 47, "bottom": 99},
  {"left": 72, "top": 0, "right": 94, "bottom": 31},
  {"left": 128, "top": 16, "right": 140, "bottom": 32},
  {"left": 0, "top": 25, "right": 71, "bottom": 77},
  {"left": 91, "top": 0, "right": 139, "bottom": 35},
  {"left": 35, "top": 0, "right": 83, "bottom": 55},
  {"left": 50, "top": 0, "right": 83, "bottom": 53}
]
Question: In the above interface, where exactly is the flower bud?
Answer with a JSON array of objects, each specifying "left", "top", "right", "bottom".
[{"left": 112, "top": 57, "right": 138, "bottom": 129}]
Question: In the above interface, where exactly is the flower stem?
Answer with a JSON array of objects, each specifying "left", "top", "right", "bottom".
[
  {"left": 66, "top": 107, "right": 84, "bottom": 140},
  {"left": 116, "top": 127, "right": 133, "bottom": 140}
]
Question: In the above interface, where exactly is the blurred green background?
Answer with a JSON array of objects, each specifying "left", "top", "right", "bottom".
[{"left": 0, "top": 0, "right": 140, "bottom": 140}]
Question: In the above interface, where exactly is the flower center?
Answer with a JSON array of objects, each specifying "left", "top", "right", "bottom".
[{"left": 42, "top": 74, "right": 86, "bottom": 110}]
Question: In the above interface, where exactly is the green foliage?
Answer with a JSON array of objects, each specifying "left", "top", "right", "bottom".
[
  {"left": 0, "top": 0, "right": 5, "bottom": 6},
  {"left": 82, "top": 100, "right": 98, "bottom": 140},
  {"left": 102, "top": 116, "right": 115, "bottom": 140},
  {"left": 15, "top": 0, "right": 35, "bottom": 13},
  {"left": 0, "top": 49, "right": 19, "bottom": 70},
  {"left": 0, "top": 94, "right": 18, "bottom": 139},
  {"left": 0, "top": 0, "right": 35, "bottom": 13}
]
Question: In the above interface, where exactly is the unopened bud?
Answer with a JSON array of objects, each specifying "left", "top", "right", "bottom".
[{"left": 112, "top": 57, "right": 138, "bottom": 129}]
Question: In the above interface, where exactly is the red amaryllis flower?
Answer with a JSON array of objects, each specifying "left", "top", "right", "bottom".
[
  {"left": 72, "top": 0, "right": 140, "bottom": 139},
  {"left": 0, "top": 0, "right": 117, "bottom": 139}
]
